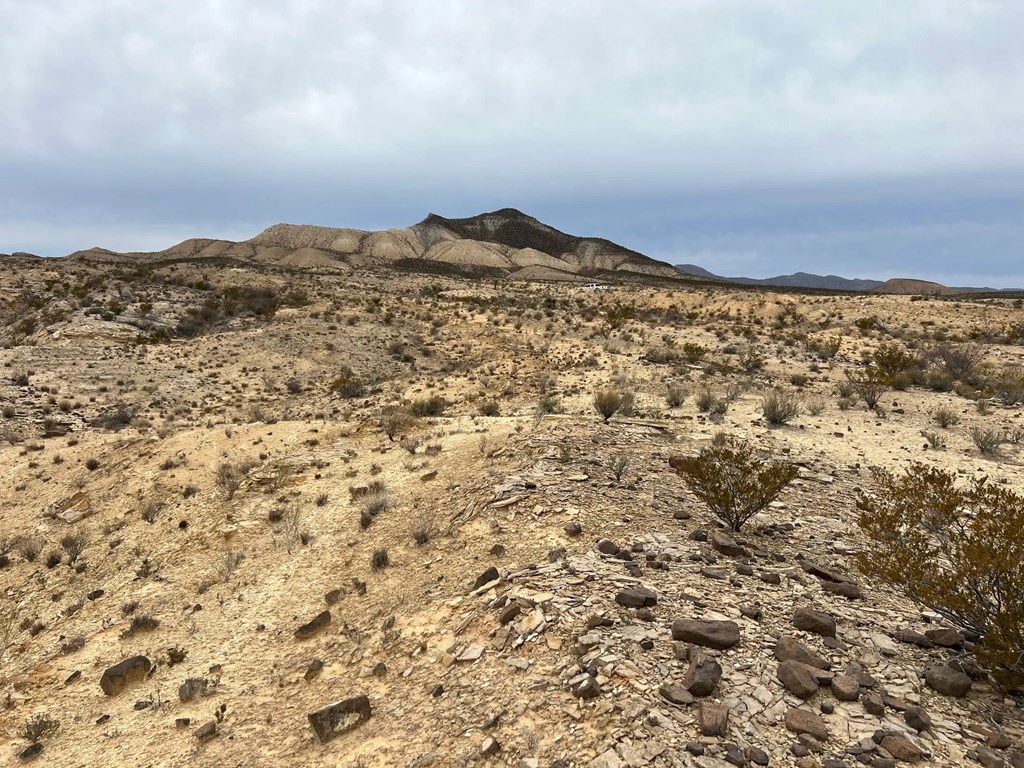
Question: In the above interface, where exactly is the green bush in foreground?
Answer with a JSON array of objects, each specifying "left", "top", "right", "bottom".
[
  {"left": 670, "top": 438, "right": 797, "bottom": 532},
  {"left": 857, "top": 464, "right": 1024, "bottom": 688}
]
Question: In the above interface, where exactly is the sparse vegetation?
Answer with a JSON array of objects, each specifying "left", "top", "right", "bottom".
[
  {"left": 670, "top": 438, "right": 798, "bottom": 531},
  {"left": 592, "top": 388, "right": 625, "bottom": 422},
  {"left": 857, "top": 464, "right": 1024, "bottom": 687},
  {"left": 761, "top": 390, "right": 800, "bottom": 425}
]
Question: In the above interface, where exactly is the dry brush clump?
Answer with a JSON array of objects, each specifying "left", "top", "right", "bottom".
[
  {"left": 857, "top": 464, "right": 1024, "bottom": 688},
  {"left": 670, "top": 438, "right": 797, "bottom": 532}
]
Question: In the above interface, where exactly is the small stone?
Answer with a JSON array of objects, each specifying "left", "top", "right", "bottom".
[
  {"left": 685, "top": 656, "right": 722, "bottom": 697},
  {"left": 571, "top": 675, "right": 601, "bottom": 700},
  {"left": 976, "top": 748, "right": 1005, "bottom": 768},
  {"left": 820, "top": 702, "right": 834, "bottom": 715},
  {"left": 659, "top": 683, "right": 695, "bottom": 706},
  {"left": 685, "top": 742, "right": 705, "bottom": 756},
  {"left": 740, "top": 604, "right": 763, "bottom": 621},
  {"left": 785, "top": 707, "right": 830, "bottom": 742},
  {"left": 793, "top": 607, "right": 837, "bottom": 638},
  {"left": 498, "top": 603, "right": 522, "bottom": 624},
  {"left": 724, "top": 743, "right": 746, "bottom": 766},
  {"left": 863, "top": 693, "right": 885, "bottom": 717},
  {"left": 597, "top": 539, "right": 619, "bottom": 555},
  {"left": 760, "top": 571, "right": 783, "bottom": 585},
  {"left": 615, "top": 587, "right": 657, "bottom": 608},
  {"left": 564, "top": 522, "right": 583, "bottom": 537},
  {"left": 903, "top": 706, "right": 931, "bottom": 732},
  {"left": 924, "top": 665, "right": 972, "bottom": 698},
  {"left": 924, "top": 627, "right": 964, "bottom": 648},
  {"left": 822, "top": 581, "right": 862, "bottom": 599},
  {"left": 295, "top": 610, "right": 331, "bottom": 639},
  {"left": 18, "top": 743, "right": 43, "bottom": 762},
  {"left": 304, "top": 659, "right": 324, "bottom": 681},
  {"left": 746, "top": 746, "right": 770, "bottom": 766},
  {"left": 480, "top": 736, "right": 501, "bottom": 756},
  {"left": 473, "top": 567, "right": 500, "bottom": 590},
  {"left": 892, "top": 629, "right": 933, "bottom": 648},
  {"left": 699, "top": 701, "right": 730, "bottom": 736},
  {"left": 778, "top": 660, "right": 821, "bottom": 699},
  {"left": 711, "top": 530, "right": 750, "bottom": 558},
  {"left": 831, "top": 674, "right": 860, "bottom": 702},
  {"left": 775, "top": 636, "right": 830, "bottom": 670},
  {"left": 672, "top": 618, "right": 740, "bottom": 650},
  {"left": 195, "top": 720, "right": 218, "bottom": 741},
  {"left": 307, "top": 695, "right": 373, "bottom": 743}
]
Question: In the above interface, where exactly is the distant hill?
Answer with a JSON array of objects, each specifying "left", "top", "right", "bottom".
[
  {"left": 59, "top": 209, "right": 685, "bottom": 282},
  {"left": 873, "top": 278, "right": 957, "bottom": 295},
  {"left": 675, "top": 264, "right": 883, "bottom": 291}
]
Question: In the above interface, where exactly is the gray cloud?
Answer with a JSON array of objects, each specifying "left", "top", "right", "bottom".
[{"left": 2, "top": 0, "right": 1022, "bottom": 285}]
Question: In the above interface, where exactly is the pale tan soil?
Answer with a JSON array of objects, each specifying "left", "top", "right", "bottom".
[{"left": 0, "top": 252, "right": 1023, "bottom": 767}]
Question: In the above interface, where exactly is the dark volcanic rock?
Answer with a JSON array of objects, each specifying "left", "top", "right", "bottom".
[
  {"left": 778, "top": 660, "right": 820, "bottom": 699},
  {"left": 672, "top": 618, "right": 740, "bottom": 650},
  {"left": 785, "top": 707, "right": 830, "bottom": 742},
  {"left": 473, "top": 566, "right": 500, "bottom": 590},
  {"left": 308, "top": 695, "right": 373, "bottom": 743},
  {"left": 775, "top": 635, "right": 831, "bottom": 670},
  {"left": 100, "top": 655, "right": 152, "bottom": 696},
  {"left": 793, "top": 606, "right": 837, "bottom": 638},
  {"left": 615, "top": 587, "right": 657, "bottom": 608},
  {"left": 295, "top": 610, "right": 331, "bottom": 639},
  {"left": 925, "top": 665, "right": 972, "bottom": 698}
]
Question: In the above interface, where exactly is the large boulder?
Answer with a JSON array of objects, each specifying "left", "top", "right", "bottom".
[
  {"left": 785, "top": 707, "right": 830, "bottom": 742},
  {"left": 777, "top": 660, "right": 820, "bottom": 699},
  {"left": 925, "top": 665, "right": 972, "bottom": 698},
  {"left": 99, "top": 656, "right": 152, "bottom": 696},
  {"left": 774, "top": 635, "right": 831, "bottom": 670},
  {"left": 793, "top": 606, "right": 837, "bottom": 638}
]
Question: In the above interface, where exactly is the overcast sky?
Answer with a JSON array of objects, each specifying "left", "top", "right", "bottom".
[{"left": 2, "top": 0, "right": 1023, "bottom": 286}]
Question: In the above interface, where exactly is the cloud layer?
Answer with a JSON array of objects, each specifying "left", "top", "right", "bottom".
[{"left": 2, "top": 0, "right": 1022, "bottom": 285}]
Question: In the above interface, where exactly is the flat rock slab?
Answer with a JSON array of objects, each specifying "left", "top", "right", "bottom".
[
  {"left": 672, "top": 618, "right": 740, "bottom": 650},
  {"left": 308, "top": 695, "right": 372, "bottom": 743},
  {"left": 100, "top": 655, "right": 152, "bottom": 696},
  {"left": 614, "top": 587, "right": 657, "bottom": 608}
]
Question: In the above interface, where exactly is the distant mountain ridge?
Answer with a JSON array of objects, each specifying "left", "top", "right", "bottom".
[{"left": 675, "top": 264, "right": 883, "bottom": 291}]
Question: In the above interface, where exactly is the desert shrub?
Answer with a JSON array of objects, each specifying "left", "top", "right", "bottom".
[
  {"left": 670, "top": 438, "right": 797, "bottom": 531},
  {"left": 215, "top": 460, "right": 253, "bottom": 499},
  {"left": 121, "top": 614, "right": 160, "bottom": 638},
  {"left": 410, "top": 395, "right": 447, "bottom": 417},
  {"left": 399, "top": 436, "right": 421, "bottom": 455},
  {"left": 16, "top": 537, "right": 43, "bottom": 563},
  {"left": 856, "top": 464, "right": 1024, "bottom": 687},
  {"left": 761, "top": 390, "right": 800, "bottom": 425},
  {"left": 970, "top": 426, "right": 1004, "bottom": 456},
  {"left": 804, "top": 397, "right": 826, "bottom": 416},
  {"left": 371, "top": 548, "right": 390, "bottom": 571},
  {"left": 664, "top": 383, "right": 687, "bottom": 408},
  {"left": 695, "top": 387, "right": 719, "bottom": 413},
  {"left": 329, "top": 370, "right": 365, "bottom": 398},
  {"left": 932, "top": 343, "right": 986, "bottom": 380},
  {"left": 20, "top": 713, "right": 59, "bottom": 742},
  {"left": 84, "top": 457, "right": 100, "bottom": 471},
  {"left": 477, "top": 401, "right": 500, "bottom": 417},
  {"left": 610, "top": 455, "right": 631, "bottom": 482},
  {"left": 411, "top": 517, "right": 432, "bottom": 546},
  {"left": 932, "top": 407, "right": 960, "bottom": 428},
  {"left": 740, "top": 348, "right": 765, "bottom": 373},
  {"left": 925, "top": 370, "right": 955, "bottom": 392},
  {"left": 873, "top": 343, "right": 918, "bottom": 378},
  {"left": 179, "top": 677, "right": 209, "bottom": 702},
  {"left": 536, "top": 394, "right": 561, "bottom": 414},
  {"left": 681, "top": 343, "right": 708, "bottom": 364},
  {"left": 990, "top": 367, "right": 1024, "bottom": 407},
  {"left": 379, "top": 405, "right": 414, "bottom": 441},
  {"left": 61, "top": 636, "right": 86, "bottom": 654},
  {"left": 91, "top": 402, "right": 137, "bottom": 431},
  {"left": 807, "top": 335, "right": 841, "bottom": 359},
  {"left": 59, "top": 532, "right": 88, "bottom": 564},
  {"left": 921, "top": 430, "right": 946, "bottom": 449},
  {"left": 167, "top": 646, "right": 187, "bottom": 666},
  {"left": 846, "top": 368, "right": 887, "bottom": 408},
  {"left": 592, "top": 388, "right": 624, "bottom": 422},
  {"left": 645, "top": 347, "right": 680, "bottom": 364}
]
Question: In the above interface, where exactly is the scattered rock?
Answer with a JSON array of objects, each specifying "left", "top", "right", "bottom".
[
  {"left": 99, "top": 655, "right": 152, "bottom": 696},
  {"left": 18, "top": 743, "right": 43, "bottom": 762},
  {"left": 308, "top": 695, "right": 373, "bottom": 743},
  {"left": 830, "top": 674, "right": 860, "bottom": 702},
  {"left": 564, "top": 522, "right": 583, "bottom": 537},
  {"left": 775, "top": 635, "right": 831, "bottom": 670},
  {"left": 304, "top": 659, "right": 324, "bottom": 681},
  {"left": 778, "top": 660, "right": 821, "bottom": 699},
  {"left": 699, "top": 701, "right": 730, "bottom": 736},
  {"left": 473, "top": 567, "right": 500, "bottom": 590},
  {"left": 596, "top": 539, "right": 619, "bottom": 555},
  {"left": 195, "top": 720, "right": 218, "bottom": 741},
  {"left": 904, "top": 706, "right": 931, "bottom": 732},
  {"left": 821, "top": 581, "right": 862, "bottom": 599},
  {"left": 480, "top": 736, "right": 501, "bottom": 756},
  {"left": 711, "top": 530, "right": 749, "bottom": 558},
  {"left": 295, "top": 610, "right": 331, "bottom": 639},
  {"left": 793, "top": 606, "right": 837, "bottom": 638},
  {"left": 672, "top": 618, "right": 740, "bottom": 650},
  {"left": 925, "top": 627, "right": 965, "bottom": 648},
  {"left": 614, "top": 587, "right": 657, "bottom": 608},
  {"left": 659, "top": 683, "right": 694, "bottom": 706},
  {"left": 925, "top": 665, "right": 972, "bottom": 698},
  {"left": 880, "top": 733, "right": 926, "bottom": 762},
  {"left": 685, "top": 656, "right": 722, "bottom": 697},
  {"left": 571, "top": 674, "right": 601, "bottom": 700},
  {"left": 863, "top": 693, "right": 885, "bottom": 717},
  {"left": 893, "top": 629, "right": 933, "bottom": 648},
  {"left": 785, "top": 707, "right": 830, "bottom": 742}
]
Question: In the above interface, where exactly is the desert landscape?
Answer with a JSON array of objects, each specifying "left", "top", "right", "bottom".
[{"left": 1, "top": 211, "right": 1023, "bottom": 768}]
